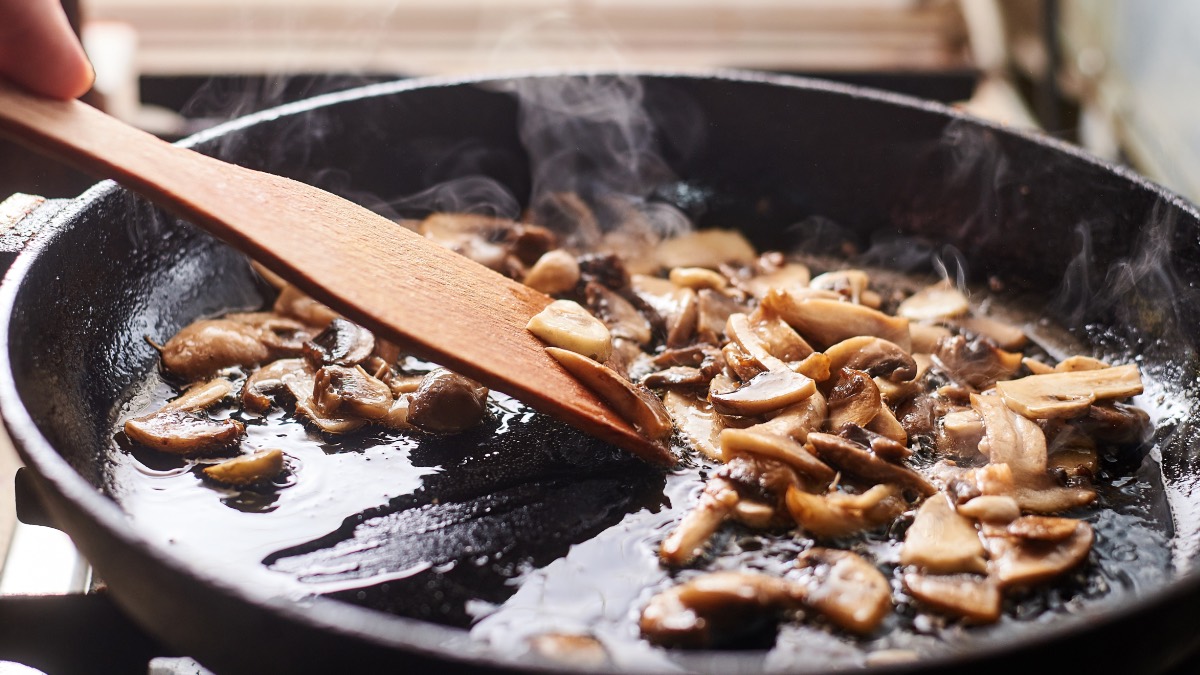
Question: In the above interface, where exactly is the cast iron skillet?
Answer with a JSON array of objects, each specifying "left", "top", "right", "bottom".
[{"left": 4, "top": 71, "right": 1200, "bottom": 674}]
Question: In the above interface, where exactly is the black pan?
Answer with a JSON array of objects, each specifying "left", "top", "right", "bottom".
[{"left": 3, "top": 71, "right": 1200, "bottom": 674}]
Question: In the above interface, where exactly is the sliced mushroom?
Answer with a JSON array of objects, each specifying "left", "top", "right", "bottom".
[
  {"left": 932, "top": 334, "right": 1022, "bottom": 390},
  {"left": 763, "top": 291, "right": 911, "bottom": 352},
  {"left": 749, "top": 391, "right": 828, "bottom": 443},
  {"left": 406, "top": 367, "right": 490, "bottom": 434},
  {"left": 743, "top": 262, "right": 811, "bottom": 299},
  {"left": 547, "top": 348, "right": 673, "bottom": 442},
  {"left": 721, "top": 342, "right": 766, "bottom": 382},
  {"left": 160, "top": 319, "right": 272, "bottom": 380},
  {"left": 965, "top": 463, "right": 1096, "bottom": 513},
  {"left": 124, "top": 409, "right": 245, "bottom": 455},
  {"left": 793, "top": 352, "right": 832, "bottom": 382},
  {"left": 523, "top": 249, "right": 581, "bottom": 295},
  {"left": 643, "top": 366, "right": 708, "bottom": 389},
  {"left": 972, "top": 393, "right": 1048, "bottom": 482},
  {"left": 659, "top": 478, "right": 739, "bottom": 566},
  {"left": 824, "top": 336, "right": 917, "bottom": 383},
  {"left": 901, "top": 572, "right": 1001, "bottom": 624},
  {"left": 639, "top": 570, "right": 802, "bottom": 648},
  {"left": 527, "top": 299, "right": 613, "bottom": 362},
  {"left": 312, "top": 365, "right": 394, "bottom": 420},
  {"left": 718, "top": 455, "right": 803, "bottom": 508},
  {"left": 630, "top": 275, "right": 698, "bottom": 348},
  {"left": 987, "top": 518, "right": 1093, "bottom": 588},
  {"left": 867, "top": 405, "right": 909, "bottom": 445},
  {"left": 694, "top": 289, "right": 743, "bottom": 346},
  {"left": 225, "top": 312, "right": 313, "bottom": 355},
  {"left": 785, "top": 484, "right": 905, "bottom": 538},
  {"left": 202, "top": 448, "right": 285, "bottom": 486},
  {"left": 826, "top": 369, "right": 883, "bottom": 430},
  {"left": 720, "top": 428, "right": 836, "bottom": 483},
  {"left": 950, "top": 314, "right": 1027, "bottom": 351},
  {"left": 242, "top": 358, "right": 309, "bottom": 412},
  {"left": 1055, "top": 355, "right": 1110, "bottom": 372},
  {"left": 957, "top": 495, "right": 1021, "bottom": 523},
  {"left": 897, "top": 281, "right": 969, "bottom": 321},
  {"left": 273, "top": 284, "right": 339, "bottom": 328},
  {"left": 655, "top": 229, "right": 757, "bottom": 270},
  {"left": 585, "top": 282, "right": 652, "bottom": 346},
  {"left": 663, "top": 391, "right": 723, "bottom": 462},
  {"left": 795, "top": 548, "right": 892, "bottom": 634},
  {"left": 1076, "top": 401, "right": 1151, "bottom": 446},
  {"left": 901, "top": 492, "right": 987, "bottom": 574},
  {"left": 807, "top": 432, "right": 934, "bottom": 496},
  {"left": 996, "top": 364, "right": 1143, "bottom": 420},
  {"left": 302, "top": 318, "right": 376, "bottom": 368},
  {"left": 1022, "top": 357, "right": 1055, "bottom": 375},
  {"left": 726, "top": 312, "right": 813, "bottom": 371},
  {"left": 809, "top": 270, "right": 871, "bottom": 306},
  {"left": 163, "top": 378, "right": 235, "bottom": 412},
  {"left": 669, "top": 266, "right": 727, "bottom": 291},
  {"left": 710, "top": 369, "right": 816, "bottom": 417},
  {"left": 838, "top": 423, "right": 911, "bottom": 463}
]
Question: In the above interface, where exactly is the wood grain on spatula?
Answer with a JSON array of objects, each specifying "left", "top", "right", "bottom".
[{"left": 0, "top": 82, "right": 672, "bottom": 466}]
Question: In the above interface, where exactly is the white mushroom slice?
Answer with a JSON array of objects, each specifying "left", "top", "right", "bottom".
[
  {"left": 972, "top": 393, "right": 1048, "bottom": 482},
  {"left": 547, "top": 348, "right": 673, "bottom": 442},
  {"left": 826, "top": 369, "right": 883, "bottom": 430},
  {"left": 1007, "top": 477, "right": 1096, "bottom": 514},
  {"left": 763, "top": 291, "right": 912, "bottom": 352},
  {"left": 810, "top": 270, "right": 871, "bottom": 305},
  {"left": 124, "top": 409, "right": 245, "bottom": 455},
  {"left": 936, "top": 409, "right": 985, "bottom": 459},
  {"left": 785, "top": 484, "right": 905, "bottom": 538},
  {"left": 746, "top": 309, "right": 815, "bottom": 361},
  {"left": 900, "top": 493, "right": 987, "bottom": 575},
  {"left": 995, "top": 364, "right": 1143, "bottom": 419},
  {"left": 669, "top": 266, "right": 728, "bottom": 291},
  {"left": 527, "top": 299, "right": 613, "bottom": 362},
  {"left": 743, "top": 262, "right": 811, "bottom": 299},
  {"left": 163, "top": 378, "right": 235, "bottom": 412},
  {"left": 161, "top": 319, "right": 272, "bottom": 380},
  {"left": 202, "top": 449, "right": 285, "bottom": 486},
  {"left": 957, "top": 495, "right": 1021, "bottom": 523},
  {"left": 987, "top": 519, "right": 1093, "bottom": 588},
  {"left": 639, "top": 570, "right": 802, "bottom": 648},
  {"left": 749, "top": 391, "right": 827, "bottom": 443},
  {"left": 710, "top": 369, "right": 816, "bottom": 417},
  {"left": 897, "top": 282, "right": 969, "bottom": 321},
  {"left": 1006, "top": 515, "right": 1081, "bottom": 542},
  {"left": 523, "top": 249, "right": 580, "bottom": 295},
  {"left": 656, "top": 229, "right": 757, "bottom": 270},
  {"left": 302, "top": 318, "right": 376, "bottom": 368},
  {"left": 950, "top": 314, "right": 1027, "bottom": 350},
  {"left": 902, "top": 572, "right": 1001, "bottom": 624},
  {"left": 721, "top": 341, "right": 767, "bottom": 382},
  {"left": 807, "top": 432, "right": 935, "bottom": 496},
  {"left": 242, "top": 358, "right": 309, "bottom": 412},
  {"left": 720, "top": 428, "right": 836, "bottom": 483},
  {"left": 1054, "top": 355, "right": 1109, "bottom": 372},
  {"left": 273, "top": 284, "right": 340, "bottom": 328},
  {"left": 312, "top": 365, "right": 394, "bottom": 420},
  {"left": 909, "top": 323, "right": 953, "bottom": 354},
  {"left": 659, "top": 478, "right": 739, "bottom": 566},
  {"left": 663, "top": 391, "right": 723, "bottom": 462},
  {"left": 796, "top": 548, "right": 892, "bottom": 635},
  {"left": 824, "top": 336, "right": 917, "bottom": 383}
]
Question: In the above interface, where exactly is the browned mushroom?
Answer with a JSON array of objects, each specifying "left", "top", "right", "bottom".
[
  {"left": 936, "top": 408, "right": 985, "bottom": 459},
  {"left": 838, "top": 423, "right": 911, "bottom": 463},
  {"left": 124, "top": 409, "right": 245, "bottom": 455},
  {"left": 742, "top": 262, "right": 811, "bottom": 299},
  {"left": 901, "top": 572, "right": 1001, "bottom": 623},
  {"left": 163, "top": 378, "right": 235, "bottom": 412},
  {"left": 807, "top": 432, "right": 935, "bottom": 496},
  {"left": 225, "top": 312, "right": 313, "bottom": 356},
  {"left": 202, "top": 448, "right": 286, "bottom": 486},
  {"left": 659, "top": 478, "right": 740, "bottom": 566},
  {"left": 302, "top": 317, "right": 376, "bottom": 368},
  {"left": 785, "top": 484, "right": 905, "bottom": 538},
  {"left": 826, "top": 369, "right": 883, "bottom": 430},
  {"left": 996, "top": 364, "right": 1143, "bottom": 420},
  {"left": 160, "top": 319, "right": 273, "bottom": 380},
  {"left": 639, "top": 571, "right": 803, "bottom": 648},
  {"left": 795, "top": 548, "right": 892, "bottom": 634},
  {"left": 242, "top": 358, "right": 309, "bottom": 412},
  {"left": 710, "top": 369, "right": 816, "bottom": 417},
  {"left": 663, "top": 391, "right": 724, "bottom": 462},
  {"left": 546, "top": 348, "right": 673, "bottom": 442},
  {"left": 312, "top": 365, "right": 394, "bottom": 420},
  {"left": 763, "top": 291, "right": 911, "bottom": 351},
  {"left": 972, "top": 393, "right": 1048, "bottom": 482},
  {"left": 900, "top": 493, "right": 987, "bottom": 574},
  {"left": 694, "top": 289, "right": 743, "bottom": 346},
  {"left": 748, "top": 391, "right": 828, "bottom": 443},
  {"left": 897, "top": 281, "right": 969, "bottom": 322},
  {"left": 406, "top": 367, "right": 490, "bottom": 434},
  {"left": 956, "top": 495, "right": 1022, "bottom": 523},
  {"left": 585, "top": 282, "right": 652, "bottom": 347},
  {"left": 720, "top": 428, "right": 836, "bottom": 483},
  {"left": 629, "top": 274, "right": 699, "bottom": 348},
  {"left": 986, "top": 517, "right": 1093, "bottom": 588},
  {"left": 655, "top": 229, "right": 758, "bottom": 270},
  {"left": 824, "top": 336, "right": 917, "bottom": 383},
  {"left": 1076, "top": 401, "right": 1151, "bottom": 446},
  {"left": 272, "top": 284, "right": 339, "bottom": 328},
  {"left": 931, "top": 334, "right": 1022, "bottom": 391}
]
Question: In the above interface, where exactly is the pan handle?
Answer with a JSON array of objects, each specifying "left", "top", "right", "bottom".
[{"left": 0, "top": 193, "right": 65, "bottom": 273}]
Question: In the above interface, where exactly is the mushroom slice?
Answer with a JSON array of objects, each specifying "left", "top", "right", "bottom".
[
  {"left": 160, "top": 319, "right": 272, "bottom": 380},
  {"left": 1006, "top": 515, "right": 1080, "bottom": 542},
  {"left": 795, "top": 548, "right": 892, "bottom": 634},
  {"left": 838, "top": 423, "right": 911, "bottom": 463},
  {"left": 866, "top": 406, "right": 908, "bottom": 445},
  {"left": 407, "top": 367, "right": 490, "bottom": 434},
  {"left": 225, "top": 312, "right": 313, "bottom": 355},
  {"left": 749, "top": 391, "right": 827, "bottom": 443},
  {"left": 972, "top": 393, "right": 1048, "bottom": 482},
  {"left": 957, "top": 495, "right": 1021, "bottom": 523},
  {"left": 720, "top": 428, "right": 836, "bottom": 483},
  {"left": 1055, "top": 355, "right": 1110, "bottom": 372},
  {"left": 312, "top": 365, "right": 394, "bottom": 420},
  {"left": 242, "top": 358, "right": 309, "bottom": 412},
  {"left": 663, "top": 391, "right": 723, "bottom": 462},
  {"left": 897, "top": 282, "right": 969, "bottom": 321},
  {"left": 585, "top": 282, "right": 652, "bottom": 346},
  {"left": 1077, "top": 401, "right": 1151, "bottom": 446},
  {"left": 743, "top": 262, "right": 811, "bottom": 299},
  {"left": 547, "top": 348, "right": 673, "bottom": 442},
  {"left": 1007, "top": 476, "right": 1097, "bottom": 514},
  {"left": 824, "top": 336, "right": 917, "bottom": 383},
  {"left": 786, "top": 484, "right": 905, "bottom": 538},
  {"left": 294, "top": 397, "right": 366, "bottom": 434},
  {"left": 987, "top": 519, "right": 1094, "bottom": 588},
  {"left": 629, "top": 275, "right": 698, "bottom": 348},
  {"left": 721, "top": 342, "right": 766, "bottom": 382},
  {"left": 302, "top": 318, "right": 376, "bottom": 368},
  {"left": 950, "top": 314, "right": 1027, "bottom": 351},
  {"left": 910, "top": 323, "right": 953, "bottom": 354},
  {"left": 202, "top": 449, "right": 285, "bottom": 486},
  {"left": 527, "top": 299, "right": 613, "bottom": 362},
  {"left": 932, "top": 334, "right": 1022, "bottom": 390},
  {"left": 524, "top": 249, "right": 581, "bottom": 295},
  {"left": 669, "top": 266, "right": 728, "bottom": 291},
  {"left": 763, "top": 291, "right": 911, "bottom": 352},
  {"left": 995, "top": 364, "right": 1143, "bottom": 420},
  {"left": 710, "top": 368, "right": 816, "bottom": 417},
  {"left": 643, "top": 366, "right": 708, "bottom": 389},
  {"left": 826, "top": 369, "right": 883, "bottom": 430},
  {"left": 1022, "top": 357, "right": 1055, "bottom": 375},
  {"left": 901, "top": 572, "right": 1001, "bottom": 624},
  {"left": 273, "top": 284, "right": 339, "bottom": 328},
  {"left": 809, "top": 270, "right": 871, "bottom": 306},
  {"left": 124, "top": 409, "right": 245, "bottom": 455},
  {"left": 639, "top": 571, "right": 802, "bottom": 648},
  {"left": 936, "top": 409, "right": 985, "bottom": 459},
  {"left": 378, "top": 395, "right": 415, "bottom": 430},
  {"left": 163, "top": 378, "right": 235, "bottom": 412},
  {"left": 727, "top": 312, "right": 813, "bottom": 371},
  {"left": 793, "top": 352, "right": 832, "bottom": 382},
  {"left": 659, "top": 478, "right": 740, "bottom": 566},
  {"left": 807, "top": 432, "right": 936, "bottom": 496},
  {"left": 901, "top": 493, "right": 987, "bottom": 575},
  {"left": 655, "top": 229, "right": 757, "bottom": 270},
  {"left": 695, "top": 289, "right": 743, "bottom": 346}
]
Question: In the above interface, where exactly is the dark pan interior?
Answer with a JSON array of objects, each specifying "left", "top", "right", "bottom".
[{"left": 6, "top": 73, "right": 1200, "bottom": 674}]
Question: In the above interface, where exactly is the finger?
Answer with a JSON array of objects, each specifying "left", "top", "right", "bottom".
[{"left": 0, "top": 0, "right": 94, "bottom": 99}]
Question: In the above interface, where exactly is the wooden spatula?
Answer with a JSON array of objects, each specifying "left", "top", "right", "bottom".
[{"left": 0, "top": 82, "right": 673, "bottom": 466}]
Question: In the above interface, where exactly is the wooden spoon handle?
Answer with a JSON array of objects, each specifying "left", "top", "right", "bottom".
[{"left": 0, "top": 82, "right": 672, "bottom": 466}]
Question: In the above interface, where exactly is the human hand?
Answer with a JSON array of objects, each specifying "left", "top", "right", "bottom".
[{"left": 0, "top": 0, "right": 93, "bottom": 99}]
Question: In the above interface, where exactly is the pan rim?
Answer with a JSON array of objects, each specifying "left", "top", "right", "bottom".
[{"left": 1, "top": 68, "right": 1198, "bottom": 674}]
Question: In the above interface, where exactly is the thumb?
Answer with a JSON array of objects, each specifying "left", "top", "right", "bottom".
[{"left": 0, "top": 0, "right": 94, "bottom": 100}]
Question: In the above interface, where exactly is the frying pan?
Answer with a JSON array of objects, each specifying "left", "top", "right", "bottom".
[{"left": 3, "top": 71, "right": 1200, "bottom": 674}]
